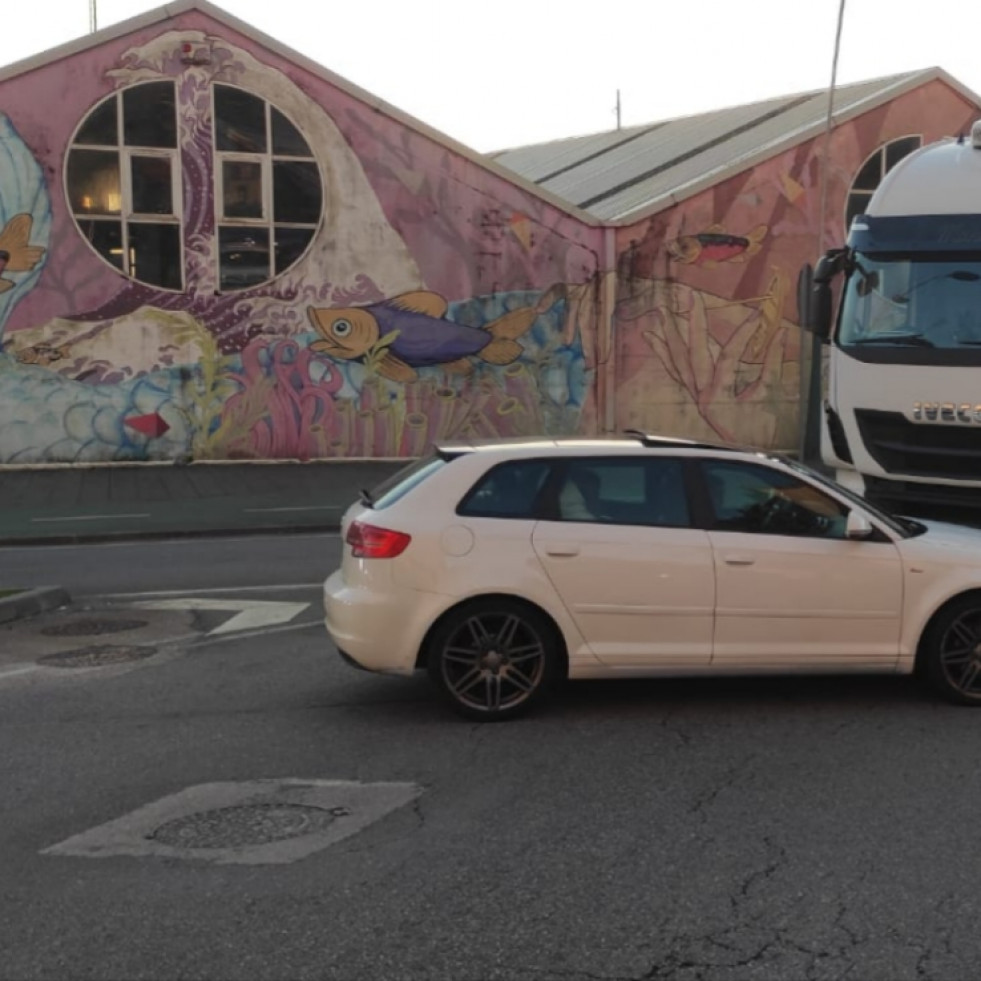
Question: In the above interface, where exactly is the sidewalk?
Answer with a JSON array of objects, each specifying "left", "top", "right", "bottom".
[{"left": 0, "top": 459, "right": 405, "bottom": 546}]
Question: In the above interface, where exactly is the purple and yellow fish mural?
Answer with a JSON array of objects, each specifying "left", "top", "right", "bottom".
[{"left": 307, "top": 290, "right": 539, "bottom": 382}]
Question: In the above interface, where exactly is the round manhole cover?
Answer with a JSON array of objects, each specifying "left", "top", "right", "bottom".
[
  {"left": 37, "top": 644, "right": 157, "bottom": 668},
  {"left": 41, "top": 618, "right": 148, "bottom": 637},
  {"left": 147, "top": 803, "right": 343, "bottom": 849}
]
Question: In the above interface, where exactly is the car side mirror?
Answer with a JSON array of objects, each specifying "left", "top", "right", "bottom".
[{"left": 846, "top": 511, "right": 873, "bottom": 540}]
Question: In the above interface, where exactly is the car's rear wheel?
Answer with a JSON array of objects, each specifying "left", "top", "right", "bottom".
[
  {"left": 921, "top": 595, "right": 981, "bottom": 705},
  {"left": 427, "top": 599, "right": 559, "bottom": 721}
]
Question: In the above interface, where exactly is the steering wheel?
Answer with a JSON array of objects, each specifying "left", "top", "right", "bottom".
[{"left": 757, "top": 493, "right": 827, "bottom": 535}]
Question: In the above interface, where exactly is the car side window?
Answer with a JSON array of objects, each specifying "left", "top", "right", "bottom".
[
  {"left": 701, "top": 460, "right": 849, "bottom": 539},
  {"left": 556, "top": 458, "right": 691, "bottom": 527},
  {"left": 457, "top": 460, "right": 552, "bottom": 519}
]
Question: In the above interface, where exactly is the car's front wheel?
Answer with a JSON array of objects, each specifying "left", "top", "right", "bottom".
[
  {"left": 920, "top": 594, "right": 981, "bottom": 705},
  {"left": 426, "top": 599, "right": 560, "bottom": 721}
]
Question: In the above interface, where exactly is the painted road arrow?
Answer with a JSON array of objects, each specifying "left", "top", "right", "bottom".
[{"left": 133, "top": 598, "right": 311, "bottom": 636}]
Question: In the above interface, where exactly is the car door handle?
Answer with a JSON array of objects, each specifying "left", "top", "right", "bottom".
[
  {"left": 723, "top": 554, "right": 756, "bottom": 566},
  {"left": 545, "top": 544, "right": 580, "bottom": 557}
]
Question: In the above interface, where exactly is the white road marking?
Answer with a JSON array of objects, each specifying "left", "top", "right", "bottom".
[
  {"left": 133, "top": 598, "right": 310, "bottom": 635},
  {"left": 242, "top": 505, "right": 343, "bottom": 513},
  {"left": 190, "top": 618, "right": 321, "bottom": 647},
  {"left": 0, "top": 664, "right": 43, "bottom": 680},
  {"left": 31, "top": 513, "right": 151, "bottom": 523},
  {"left": 97, "top": 583, "right": 323, "bottom": 600}
]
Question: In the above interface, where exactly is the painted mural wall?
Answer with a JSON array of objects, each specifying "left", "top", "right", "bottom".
[
  {"left": 0, "top": 12, "right": 601, "bottom": 464},
  {"left": 612, "top": 81, "right": 979, "bottom": 451}
]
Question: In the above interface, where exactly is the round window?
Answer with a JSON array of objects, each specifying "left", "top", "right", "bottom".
[{"left": 66, "top": 82, "right": 324, "bottom": 293}]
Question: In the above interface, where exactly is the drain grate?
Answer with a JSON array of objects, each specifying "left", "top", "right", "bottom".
[
  {"left": 38, "top": 644, "right": 158, "bottom": 668},
  {"left": 147, "top": 802, "right": 348, "bottom": 849},
  {"left": 41, "top": 618, "right": 148, "bottom": 637}
]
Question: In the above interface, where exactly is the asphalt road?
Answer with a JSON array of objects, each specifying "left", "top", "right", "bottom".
[
  {"left": 2, "top": 538, "right": 981, "bottom": 980},
  {"left": 0, "top": 532, "right": 343, "bottom": 597}
]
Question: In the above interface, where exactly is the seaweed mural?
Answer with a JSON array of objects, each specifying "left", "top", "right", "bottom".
[{"left": 616, "top": 269, "right": 799, "bottom": 449}]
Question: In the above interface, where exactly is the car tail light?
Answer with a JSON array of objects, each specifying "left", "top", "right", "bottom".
[{"left": 345, "top": 520, "right": 411, "bottom": 559}]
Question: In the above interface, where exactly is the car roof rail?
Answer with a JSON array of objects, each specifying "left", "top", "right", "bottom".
[{"left": 621, "top": 429, "right": 740, "bottom": 452}]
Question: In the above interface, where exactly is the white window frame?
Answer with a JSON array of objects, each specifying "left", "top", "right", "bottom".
[
  {"left": 212, "top": 84, "right": 323, "bottom": 293},
  {"left": 66, "top": 83, "right": 184, "bottom": 292},
  {"left": 845, "top": 135, "right": 922, "bottom": 232}
]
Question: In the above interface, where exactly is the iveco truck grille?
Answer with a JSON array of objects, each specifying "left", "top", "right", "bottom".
[{"left": 854, "top": 409, "right": 981, "bottom": 480}]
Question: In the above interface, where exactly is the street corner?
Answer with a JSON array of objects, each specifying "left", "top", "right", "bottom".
[{"left": 0, "top": 596, "right": 200, "bottom": 681}]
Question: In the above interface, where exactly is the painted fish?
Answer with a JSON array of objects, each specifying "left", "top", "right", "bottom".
[
  {"left": 667, "top": 224, "right": 767, "bottom": 265},
  {"left": 0, "top": 214, "right": 46, "bottom": 293},
  {"left": 16, "top": 342, "right": 70, "bottom": 367},
  {"left": 307, "top": 291, "right": 537, "bottom": 382}
]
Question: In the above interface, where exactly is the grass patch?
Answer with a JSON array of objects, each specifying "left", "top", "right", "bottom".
[{"left": 0, "top": 589, "right": 25, "bottom": 598}]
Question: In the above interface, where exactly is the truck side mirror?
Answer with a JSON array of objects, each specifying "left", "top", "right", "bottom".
[
  {"left": 798, "top": 263, "right": 830, "bottom": 342},
  {"left": 801, "top": 250, "right": 848, "bottom": 343},
  {"left": 810, "top": 281, "right": 833, "bottom": 342}
]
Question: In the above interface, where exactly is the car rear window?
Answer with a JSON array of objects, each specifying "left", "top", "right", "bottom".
[
  {"left": 369, "top": 454, "right": 455, "bottom": 510},
  {"left": 457, "top": 460, "right": 552, "bottom": 519}
]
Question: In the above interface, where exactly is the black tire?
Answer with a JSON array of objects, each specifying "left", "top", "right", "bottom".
[
  {"left": 920, "top": 594, "right": 981, "bottom": 705},
  {"left": 426, "top": 599, "right": 561, "bottom": 721}
]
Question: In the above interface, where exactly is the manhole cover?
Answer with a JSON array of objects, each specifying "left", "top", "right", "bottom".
[
  {"left": 38, "top": 644, "right": 157, "bottom": 668},
  {"left": 147, "top": 803, "right": 347, "bottom": 849},
  {"left": 41, "top": 618, "right": 148, "bottom": 637}
]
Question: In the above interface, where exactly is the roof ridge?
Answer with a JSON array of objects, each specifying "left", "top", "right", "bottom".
[
  {"left": 576, "top": 93, "right": 815, "bottom": 211},
  {"left": 492, "top": 69, "right": 932, "bottom": 161}
]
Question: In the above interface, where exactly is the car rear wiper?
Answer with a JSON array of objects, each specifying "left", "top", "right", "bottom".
[
  {"left": 852, "top": 333, "right": 935, "bottom": 347},
  {"left": 359, "top": 487, "right": 375, "bottom": 508}
]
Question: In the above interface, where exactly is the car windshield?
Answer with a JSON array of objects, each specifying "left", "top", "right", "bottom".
[
  {"left": 776, "top": 456, "right": 923, "bottom": 538},
  {"left": 837, "top": 252, "right": 981, "bottom": 349}
]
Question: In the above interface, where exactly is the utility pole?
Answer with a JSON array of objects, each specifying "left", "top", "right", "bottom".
[
  {"left": 799, "top": 0, "right": 846, "bottom": 463},
  {"left": 615, "top": 90, "right": 622, "bottom": 131},
  {"left": 90, "top": 0, "right": 97, "bottom": 32}
]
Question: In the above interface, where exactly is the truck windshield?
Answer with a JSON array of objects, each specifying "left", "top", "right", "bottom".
[{"left": 837, "top": 253, "right": 981, "bottom": 349}]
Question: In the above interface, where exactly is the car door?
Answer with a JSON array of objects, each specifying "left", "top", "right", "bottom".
[
  {"left": 698, "top": 458, "right": 903, "bottom": 667},
  {"left": 531, "top": 455, "right": 715, "bottom": 667}
]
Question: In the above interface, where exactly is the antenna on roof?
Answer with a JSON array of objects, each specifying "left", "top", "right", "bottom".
[
  {"left": 89, "top": 0, "right": 97, "bottom": 32},
  {"left": 615, "top": 90, "right": 622, "bottom": 131}
]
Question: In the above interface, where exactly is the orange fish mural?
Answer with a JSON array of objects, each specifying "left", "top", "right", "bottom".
[
  {"left": 307, "top": 291, "right": 538, "bottom": 383},
  {"left": 0, "top": 214, "right": 46, "bottom": 293},
  {"left": 667, "top": 224, "right": 767, "bottom": 265}
]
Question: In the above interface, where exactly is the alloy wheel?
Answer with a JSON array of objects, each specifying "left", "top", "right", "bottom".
[{"left": 437, "top": 610, "right": 547, "bottom": 715}]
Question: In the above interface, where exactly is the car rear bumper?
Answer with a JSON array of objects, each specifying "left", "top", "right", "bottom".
[{"left": 323, "top": 569, "right": 439, "bottom": 675}]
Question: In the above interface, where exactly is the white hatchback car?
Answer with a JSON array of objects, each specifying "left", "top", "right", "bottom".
[{"left": 323, "top": 433, "right": 981, "bottom": 720}]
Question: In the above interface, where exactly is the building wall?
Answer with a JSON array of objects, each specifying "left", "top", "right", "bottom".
[
  {"left": 0, "top": 10, "right": 602, "bottom": 464},
  {"left": 612, "top": 80, "right": 978, "bottom": 450},
  {"left": 0, "top": 17, "right": 976, "bottom": 466}
]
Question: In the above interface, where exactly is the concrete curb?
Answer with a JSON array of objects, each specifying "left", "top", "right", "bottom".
[{"left": 0, "top": 586, "right": 71, "bottom": 625}]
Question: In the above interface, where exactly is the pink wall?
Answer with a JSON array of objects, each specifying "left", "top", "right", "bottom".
[
  {"left": 0, "top": 10, "right": 601, "bottom": 464},
  {"left": 611, "top": 79, "right": 978, "bottom": 450}
]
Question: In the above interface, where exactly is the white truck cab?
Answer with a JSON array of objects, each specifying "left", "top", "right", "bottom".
[{"left": 808, "top": 121, "right": 981, "bottom": 511}]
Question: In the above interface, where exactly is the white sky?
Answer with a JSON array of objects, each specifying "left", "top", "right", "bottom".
[{"left": 4, "top": 0, "right": 981, "bottom": 152}]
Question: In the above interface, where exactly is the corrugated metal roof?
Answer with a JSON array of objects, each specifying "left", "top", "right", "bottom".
[{"left": 491, "top": 72, "right": 939, "bottom": 221}]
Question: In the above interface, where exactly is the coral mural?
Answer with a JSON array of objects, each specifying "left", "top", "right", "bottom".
[{"left": 0, "top": 25, "right": 595, "bottom": 464}]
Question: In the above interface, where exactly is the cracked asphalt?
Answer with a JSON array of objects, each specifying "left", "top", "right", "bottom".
[{"left": 3, "top": 541, "right": 981, "bottom": 979}]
